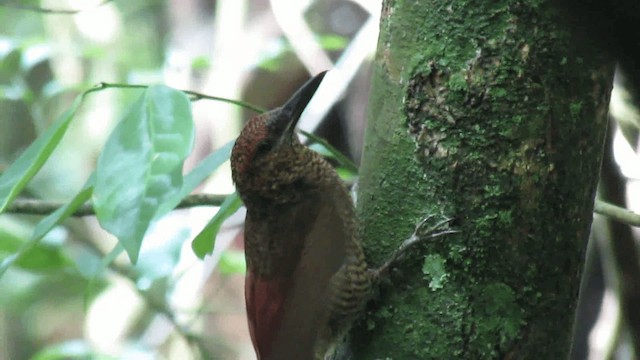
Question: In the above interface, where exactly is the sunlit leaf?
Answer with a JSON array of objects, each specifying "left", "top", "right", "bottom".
[
  {"left": 336, "top": 167, "right": 358, "bottom": 181},
  {"left": 83, "top": 244, "right": 124, "bottom": 311},
  {"left": 218, "top": 250, "right": 246, "bottom": 275},
  {"left": 191, "top": 55, "right": 211, "bottom": 70},
  {"left": 93, "top": 85, "right": 195, "bottom": 263},
  {"left": 301, "top": 130, "right": 358, "bottom": 174},
  {"left": 256, "top": 38, "right": 287, "bottom": 72},
  {"left": 308, "top": 142, "right": 335, "bottom": 158},
  {"left": 135, "top": 227, "right": 187, "bottom": 281},
  {"left": 0, "top": 47, "right": 22, "bottom": 83},
  {"left": 192, "top": 192, "right": 242, "bottom": 259},
  {"left": 0, "top": 94, "right": 85, "bottom": 213}
]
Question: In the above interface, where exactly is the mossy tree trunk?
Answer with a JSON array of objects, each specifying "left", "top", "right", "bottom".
[{"left": 353, "top": 0, "right": 613, "bottom": 358}]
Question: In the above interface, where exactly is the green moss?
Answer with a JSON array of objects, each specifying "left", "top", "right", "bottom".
[
  {"left": 354, "top": 0, "right": 612, "bottom": 358},
  {"left": 449, "top": 72, "right": 468, "bottom": 92},
  {"left": 492, "top": 87, "right": 508, "bottom": 98},
  {"left": 470, "top": 283, "right": 523, "bottom": 356},
  {"left": 570, "top": 101, "right": 583, "bottom": 119}
]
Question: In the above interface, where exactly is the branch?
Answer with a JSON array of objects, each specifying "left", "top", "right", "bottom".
[
  {"left": 95, "top": 82, "right": 266, "bottom": 114},
  {"left": 594, "top": 199, "right": 640, "bottom": 227},
  {"left": 76, "top": 237, "right": 213, "bottom": 358},
  {"left": 6, "top": 193, "right": 228, "bottom": 217},
  {"left": 7, "top": 189, "right": 636, "bottom": 229}
]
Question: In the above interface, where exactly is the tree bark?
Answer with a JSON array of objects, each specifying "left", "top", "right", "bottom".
[{"left": 353, "top": 0, "right": 614, "bottom": 358}]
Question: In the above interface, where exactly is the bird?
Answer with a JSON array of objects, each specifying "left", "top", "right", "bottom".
[
  {"left": 230, "top": 71, "right": 370, "bottom": 360},
  {"left": 230, "top": 71, "right": 455, "bottom": 359}
]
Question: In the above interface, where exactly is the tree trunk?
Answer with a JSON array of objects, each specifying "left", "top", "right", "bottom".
[{"left": 353, "top": 0, "right": 614, "bottom": 358}]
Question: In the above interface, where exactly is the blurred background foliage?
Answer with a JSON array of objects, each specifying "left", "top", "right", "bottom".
[
  {"left": 1, "top": 0, "right": 640, "bottom": 359},
  {"left": 0, "top": 0, "right": 375, "bottom": 359}
]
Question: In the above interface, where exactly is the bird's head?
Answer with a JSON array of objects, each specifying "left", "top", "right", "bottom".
[{"left": 231, "top": 71, "right": 327, "bottom": 205}]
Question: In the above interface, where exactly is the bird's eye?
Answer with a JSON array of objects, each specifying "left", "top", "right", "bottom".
[{"left": 254, "top": 140, "right": 273, "bottom": 157}]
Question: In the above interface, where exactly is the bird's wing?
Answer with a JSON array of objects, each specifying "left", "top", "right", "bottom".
[
  {"left": 244, "top": 269, "right": 289, "bottom": 359},
  {"left": 244, "top": 190, "right": 352, "bottom": 360},
  {"left": 267, "top": 192, "right": 351, "bottom": 359}
]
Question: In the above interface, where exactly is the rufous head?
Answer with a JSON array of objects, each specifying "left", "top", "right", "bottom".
[{"left": 231, "top": 71, "right": 327, "bottom": 203}]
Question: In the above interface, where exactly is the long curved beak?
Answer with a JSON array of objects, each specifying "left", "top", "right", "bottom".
[{"left": 270, "top": 71, "right": 327, "bottom": 142}]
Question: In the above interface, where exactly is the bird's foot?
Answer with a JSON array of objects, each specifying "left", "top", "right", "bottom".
[{"left": 372, "top": 215, "right": 457, "bottom": 281}]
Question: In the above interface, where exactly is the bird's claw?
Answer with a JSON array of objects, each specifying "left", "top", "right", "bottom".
[
  {"left": 374, "top": 215, "right": 457, "bottom": 281},
  {"left": 400, "top": 215, "right": 457, "bottom": 250}
]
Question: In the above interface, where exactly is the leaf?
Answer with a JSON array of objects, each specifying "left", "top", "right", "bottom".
[
  {"left": 93, "top": 85, "right": 195, "bottom": 263},
  {"left": 300, "top": 130, "right": 358, "bottom": 174},
  {"left": 0, "top": 94, "right": 85, "bottom": 213},
  {"left": 83, "top": 244, "right": 124, "bottom": 312},
  {"left": 218, "top": 250, "right": 246, "bottom": 275},
  {"left": 135, "top": 227, "right": 187, "bottom": 282},
  {"left": 155, "top": 140, "right": 234, "bottom": 217},
  {"left": 0, "top": 47, "right": 22, "bottom": 83},
  {"left": 0, "top": 219, "right": 69, "bottom": 272},
  {"left": 0, "top": 175, "right": 94, "bottom": 278},
  {"left": 317, "top": 34, "right": 348, "bottom": 51},
  {"left": 308, "top": 143, "right": 335, "bottom": 158},
  {"left": 191, "top": 55, "right": 211, "bottom": 70},
  {"left": 335, "top": 167, "right": 358, "bottom": 182},
  {"left": 191, "top": 192, "right": 242, "bottom": 259}
]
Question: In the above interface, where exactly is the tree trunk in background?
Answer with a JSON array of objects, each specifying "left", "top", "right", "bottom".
[{"left": 353, "top": 0, "right": 613, "bottom": 358}]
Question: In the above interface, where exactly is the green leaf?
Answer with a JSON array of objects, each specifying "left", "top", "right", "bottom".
[
  {"left": 308, "top": 143, "right": 335, "bottom": 158},
  {"left": 300, "top": 130, "right": 358, "bottom": 174},
  {"left": 135, "top": 227, "right": 187, "bottom": 281},
  {"left": 309, "top": 143, "right": 358, "bottom": 180},
  {"left": 218, "top": 250, "right": 246, "bottom": 275},
  {"left": 0, "top": 219, "right": 69, "bottom": 272},
  {"left": 155, "top": 140, "right": 234, "bottom": 217},
  {"left": 335, "top": 166, "right": 357, "bottom": 181},
  {"left": 191, "top": 192, "right": 242, "bottom": 259},
  {"left": 0, "top": 175, "right": 94, "bottom": 278},
  {"left": 317, "top": 34, "right": 348, "bottom": 51},
  {"left": 83, "top": 244, "right": 124, "bottom": 312},
  {"left": 93, "top": 85, "right": 195, "bottom": 263},
  {"left": 191, "top": 55, "right": 211, "bottom": 70},
  {"left": 0, "top": 94, "right": 85, "bottom": 213},
  {"left": 0, "top": 47, "right": 22, "bottom": 83}
]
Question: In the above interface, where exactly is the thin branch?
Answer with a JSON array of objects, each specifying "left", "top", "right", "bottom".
[
  {"left": 0, "top": 0, "right": 113, "bottom": 15},
  {"left": 95, "top": 82, "right": 266, "bottom": 114},
  {"left": 8, "top": 189, "right": 637, "bottom": 229},
  {"left": 6, "top": 193, "right": 228, "bottom": 217},
  {"left": 76, "top": 238, "right": 212, "bottom": 358},
  {"left": 594, "top": 199, "right": 640, "bottom": 227}
]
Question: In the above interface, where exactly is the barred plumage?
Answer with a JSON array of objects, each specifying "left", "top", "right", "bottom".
[{"left": 231, "top": 72, "right": 371, "bottom": 360}]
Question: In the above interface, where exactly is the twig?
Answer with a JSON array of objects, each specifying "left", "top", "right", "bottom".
[
  {"left": 74, "top": 236, "right": 212, "bottom": 358},
  {"left": 594, "top": 199, "right": 640, "bottom": 227},
  {"left": 6, "top": 193, "right": 227, "bottom": 217},
  {"left": 95, "top": 82, "right": 266, "bottom": 114}
]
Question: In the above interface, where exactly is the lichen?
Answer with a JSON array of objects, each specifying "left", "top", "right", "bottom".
[{"left": 422, "top": 254, "right": 449, "bottom": 290}]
